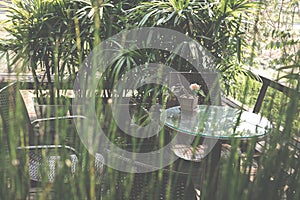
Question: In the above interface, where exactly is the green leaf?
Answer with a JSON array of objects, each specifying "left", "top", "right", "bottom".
[
  {"left": 278, "top": 74, "right": 300, "bottom": 81},
  {"left": 277, "top": 64, "right": 300, "bottom": 70},
  {"left": 138, "top": 9, "right": 158, "bottom": 26}
]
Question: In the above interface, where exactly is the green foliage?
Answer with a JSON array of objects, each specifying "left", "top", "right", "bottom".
[
  {"left": 0, "top": 0, "right": 299, "bottom": 199},
  {"left": 268, "top": 31, "right": 299, "bottom": 90},
  {"left": 0, "top": 0, "right": 141, "bottom": 101},
  {"left": 126, "top": 0, "right": 261, "bottom": 94},
  {"left": 0, "top": 0, "right": 94, "bottom": 102}
]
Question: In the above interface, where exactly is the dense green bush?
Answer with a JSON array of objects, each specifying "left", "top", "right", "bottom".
[
  {"left": 0, "top": 0, "right": 97, "bottom": 102},
  {"left": 126, "top": 0, "right": 261, "bottom": 93}
]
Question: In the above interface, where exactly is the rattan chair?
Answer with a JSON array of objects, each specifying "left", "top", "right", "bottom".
[
  {"left": 0, "top": 82, "right": 104, "bottom": 188},
  {"left": 101, "top": 147, "right": 197, "bottom": 200},
  {"left": 96, "top": 101, "right": 197, "bottom": 199}
]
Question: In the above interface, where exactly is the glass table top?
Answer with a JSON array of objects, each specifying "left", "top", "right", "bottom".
[{"left": 161, "top": 105, "right": 272, "bottom": 140}]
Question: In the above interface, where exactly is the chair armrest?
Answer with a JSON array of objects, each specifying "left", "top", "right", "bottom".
[
  {"left": 30, "top": 115, "right": 87, "bottom": 148},
  {"left": 17, "top": 145, "right": 78, "bottom": 155},
  {"left": 31, "top": 115, "right": 86, "bottom": 126}
]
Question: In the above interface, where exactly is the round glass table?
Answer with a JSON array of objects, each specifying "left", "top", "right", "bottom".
[
  {"left": 162, "top": 105, "right": 272, "bottom": 140},
  {"left": 161, "top": 105, "right": 273, "bottom": 199}
]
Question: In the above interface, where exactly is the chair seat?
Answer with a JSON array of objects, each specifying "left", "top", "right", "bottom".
[
  {"left": 171, "top": 143, "right": 242, "bottom": 162},
  {"left": 171, "top": 144, "right": 207, "bottom": 162},
  {"left": 28, "top": 150, "right": 104, "bottom": 183},
  {"left": 28, "top": 151, "right": 65, "bottom": 182}
]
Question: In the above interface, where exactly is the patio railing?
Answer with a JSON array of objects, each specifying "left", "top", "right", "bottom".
[{"left": 1, "top": 71, "right": 299, "bottom": 111}]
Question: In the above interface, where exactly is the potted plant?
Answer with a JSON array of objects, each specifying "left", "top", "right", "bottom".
[
  {"left": 177, "top": 82, "right": 207, "bottom": 111},
  {"left": 169, "top": 73, "right": 205, "bottom": 112},
  {"left": 178, "top": 83, "right": 205, "bottom": 111},
  {"left": 0, "top": 0, "right": 94, "bottom": 107}
]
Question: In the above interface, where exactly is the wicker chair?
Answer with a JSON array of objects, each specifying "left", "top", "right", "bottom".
[
  {"left": 96, "top": 102, "right": 197, "bottom": 199},
  {"left": 94, "top": 102, "right": 197, "bottom": 199},
  {"left": 0, "top": 82, "right": 105, "bottom": 194},
  {"left": 101, "top": 148, "right": 197, "bottom": 200}
]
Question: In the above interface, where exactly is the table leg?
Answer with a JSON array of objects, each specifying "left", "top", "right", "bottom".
[
  {"left": 205, "top": 139, "right": 221, "bottom": 200},
  {"left": 184, "top": 139, "right": 221, "bottom": 200}
]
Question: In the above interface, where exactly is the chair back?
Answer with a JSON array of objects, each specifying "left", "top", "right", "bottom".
[
  {"left": 0, "top": 82, "right": 34, "bottom": 146},
  {"left": 108, "top": 170, "right": 196, "bottom": 200},
  {"left": 0, "top": 82, "right": 31, "bottom": 198},
  {"left": 102, "top": 152, "right": 196, "bottom": 200}
]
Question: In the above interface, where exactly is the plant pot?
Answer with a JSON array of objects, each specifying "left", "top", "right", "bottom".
[{"left": 178, "top": 95, "right": 198, "bottom": 112}]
